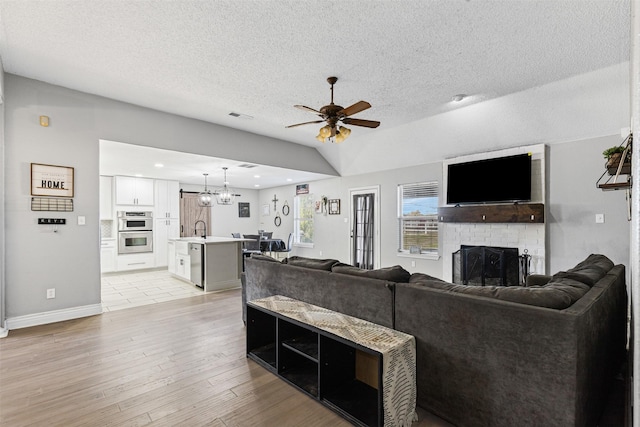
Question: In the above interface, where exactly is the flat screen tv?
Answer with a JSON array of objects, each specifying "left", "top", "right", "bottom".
[{"left": 447, "top": 153, "right": 532, "bottom": 204}]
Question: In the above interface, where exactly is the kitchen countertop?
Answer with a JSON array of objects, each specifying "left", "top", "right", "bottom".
[{"left": 169, "top": 236, "right": 251, "bottom": 244}]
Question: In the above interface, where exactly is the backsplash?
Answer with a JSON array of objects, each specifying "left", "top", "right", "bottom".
[{"left": 101, "top": 220, "right": 114, "bottom": 238}]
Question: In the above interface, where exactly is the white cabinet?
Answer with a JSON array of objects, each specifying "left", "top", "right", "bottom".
[
  {"left": 173, "top": 240, "right": 191, "bottom": 281},
  {"left": 155, "top": 218, "right": 180, "bottom": 267},
  {"left": 115, "top": 176, "right": 154, "bottom": 206},
  {"left": 100, "top": 239, "right": 116, "bottom": 273},
  {"left": 175, "top": 253, "right": 191, "bottom": 280},
  {"left": 117, "top": 253, "right": 155, "bottom": 271},
  {"left": 167, "top": 240, "right": 176, "bottom": 274},
  {"left": 155, "top": 180, "right": 180, "bottom": 219},
  {"left": 99, "top": 176, "right": 114, "bottom": 219}
]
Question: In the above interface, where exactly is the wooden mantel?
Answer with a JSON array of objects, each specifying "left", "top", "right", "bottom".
[{"left": 438, "top": 203, "right": 544, "bottom": 223}]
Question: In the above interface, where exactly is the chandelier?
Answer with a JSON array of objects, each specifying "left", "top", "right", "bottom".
[
  {"left": 197, "top": 173, "right": 213, "bottom": 207},
  {"left": 213, "top": 167, "right": 240, "bottom": 205},
  {"left": 315, "top": 124, "right": 352, "bottom": 144}
]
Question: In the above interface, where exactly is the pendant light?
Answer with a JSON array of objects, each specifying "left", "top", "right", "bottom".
[
  {"left": 213, "top": 167, "right": 240, "bottom": 205},
  {"left": 197, "top": 173, "right": 213, "bottom": 207}
]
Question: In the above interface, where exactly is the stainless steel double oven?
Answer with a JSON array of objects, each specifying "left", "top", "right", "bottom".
[{"left": 117, "top": 211, "right": 153, "bottom": 254}]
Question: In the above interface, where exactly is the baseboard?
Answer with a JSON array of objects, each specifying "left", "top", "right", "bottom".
[
  {"left": 0, "top": 327, "right": 8, "bottom": 338},
  {"left": 5, "top": 304, "right": 103, "bottom": 330}
]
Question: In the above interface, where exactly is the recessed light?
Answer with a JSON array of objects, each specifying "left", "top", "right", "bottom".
[
  {"left": 254, "top": 184, "right": 260, "bottom": 187},
  {"left": 135, "top": 173, "right": 143, "bottom": 177},
  {"left": 286, "top": 178, "right": 293, "bottom": 182},
  {"left": 154, "top": 163, "right": 164, "bottom": 168},
  {"left": 451, "top": 94, "right": 467, "bottom": 102},
  {"left": 254, "top": 175, "right": 261, "bottom": 178}
]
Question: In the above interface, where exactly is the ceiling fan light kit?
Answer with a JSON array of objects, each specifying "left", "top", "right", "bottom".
[{"left": 287, "top": 76, "right": 380, "bottom": 144}]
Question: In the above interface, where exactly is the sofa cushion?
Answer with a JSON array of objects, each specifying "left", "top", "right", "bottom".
[
  {"left": 560, "top": 254, "right": 614, "bottom": 286},
  {"left": 282, "top": 256, "right": 340, "bottom": 271},
  {"left": 332, "top": 264, "right": 411, "bottom": 283},
  {"left": 249, "top": 253, "right": 280, "bottom": 263},
  {"left": 409, "top": 272, "right": 445, "bottom": 284}
]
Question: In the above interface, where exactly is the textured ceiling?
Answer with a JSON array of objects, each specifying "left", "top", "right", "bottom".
[{"left": 0, "top": 0, "right": 631, "bottom": 183}]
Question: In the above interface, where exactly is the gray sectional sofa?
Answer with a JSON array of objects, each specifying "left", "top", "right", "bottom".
[{"left": 242, "top": 254, "right": 627, "bottom": 427}]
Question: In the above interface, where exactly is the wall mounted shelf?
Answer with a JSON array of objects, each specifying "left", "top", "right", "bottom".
[{"left": 438, "top": 203, "right": 544, "bottom": 224}]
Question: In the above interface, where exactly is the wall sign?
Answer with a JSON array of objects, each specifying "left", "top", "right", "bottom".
[
  {"left": 31, "top": 163, "right": 74, "bottom": 198},
  {"left": 296, "top": 183, "right": 309, "bottom": 195}
]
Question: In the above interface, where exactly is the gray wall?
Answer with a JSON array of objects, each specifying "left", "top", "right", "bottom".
[
  {"left": 0, "top": 62, "right": 5, "bottom": 331},
  {"left": 2, "top": 72, "right": 632, "bottom": 323},
  {"left": 548, "top": 135, "right": 631, "bottom": 272},
  {"left": 3, "top": 74, "right": 336, "bottom": 320},
  {"left": 257, "top": 162, "right": 444, "bottom": 278}
]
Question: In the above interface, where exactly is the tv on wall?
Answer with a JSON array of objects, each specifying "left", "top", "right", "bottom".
[{"left": 446, "top": 153, "right": 532, "bottom": 205}]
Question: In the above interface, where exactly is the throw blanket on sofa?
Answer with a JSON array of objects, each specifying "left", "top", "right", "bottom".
[{"left": 250, "top": 295, "right": 417, "bottom": 427}]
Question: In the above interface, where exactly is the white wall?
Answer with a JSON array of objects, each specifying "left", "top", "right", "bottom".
[{"left": 0, "top": 60, "right": 5, "bottom": 334}]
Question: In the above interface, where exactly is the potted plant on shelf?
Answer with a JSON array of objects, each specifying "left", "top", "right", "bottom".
[{"left": 603, "top": 145, "right": 631, "bottom": 175}]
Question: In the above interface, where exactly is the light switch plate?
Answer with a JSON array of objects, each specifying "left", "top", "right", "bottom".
[
  {"left": 595, "top": 214, "right": 605, "bottom": 224},
  {"left": 77, "top": 216, "right": 86, "bottom": 225}
]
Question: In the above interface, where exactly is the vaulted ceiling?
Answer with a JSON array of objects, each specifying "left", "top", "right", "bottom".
[{"left": 0, "top": 1, "right": 631, "bottom": 184}]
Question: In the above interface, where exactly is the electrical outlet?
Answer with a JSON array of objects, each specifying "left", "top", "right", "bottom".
[
  {"left": 411, "top": 261, "right": 416, "bottom": 268},
  {"left": 46, "top": 288, "right": 55, "bottom": 299},
  {"left": 319, "top": 251, "right": 323, "bottom": 256},
  {"left": 595, "top": 214, "right": 605, "bottom": 224}
]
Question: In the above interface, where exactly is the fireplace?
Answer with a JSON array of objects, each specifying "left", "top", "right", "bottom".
[{"left": 452, "top": 245, "right": 524, "bottom": 286}]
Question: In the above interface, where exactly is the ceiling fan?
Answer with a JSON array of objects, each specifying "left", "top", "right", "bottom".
[{"left": 286, "top": 76, "right": 380, "bottom": 143}]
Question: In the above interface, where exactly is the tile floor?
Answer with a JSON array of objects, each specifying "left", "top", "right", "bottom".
[{"left": 101, "top": 269, "right": 204, "bottom": 312}]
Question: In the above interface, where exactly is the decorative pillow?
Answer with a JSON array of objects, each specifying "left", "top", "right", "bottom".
[
  {"left": 249, "top": 253, "right": 280, "bottom": 263},
  {"left": 283, "top": 256, "right": 340, "bottom": 271},
  {"left": 332, "top": 265, "right": 411, "bottom": 283}
]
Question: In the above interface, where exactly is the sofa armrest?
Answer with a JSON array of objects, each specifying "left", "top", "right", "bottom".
[{"left": 526, "top": 274, "right": 552, "bottom": 287}]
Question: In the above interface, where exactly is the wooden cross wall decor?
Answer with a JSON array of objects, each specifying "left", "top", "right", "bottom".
[{"left": 272, "top": 194, "right": 279, "bottom": 211}]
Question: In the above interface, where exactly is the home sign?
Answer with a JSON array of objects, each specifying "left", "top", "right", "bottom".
[{"left": 31, "top": 163, "right": 74, "bottom": 198}]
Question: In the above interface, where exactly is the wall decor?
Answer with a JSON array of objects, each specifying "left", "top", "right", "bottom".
[
  {"left": 315, "top": 200, "right": 323, "bottom": 214},
  {"left": 296, "top": 183, "right": 309, "bottom": 195},
  {"left": 274, "top": 213, "right": 282, "bottom": 227},
  {"left": 31, "top": 197, "right": 74, "bottom": 212},
  {"left": 31, "top": 163, "right": 74, "bottom": 198},
  {"left": 328, "top": 199, "right": 341, "bottom": 215},
  {"left": 262, "top": 204, "right": 270, "bottom": 216},
  {"left": 282, "top": 200, "right": 290, "bottom": 216},
  {"left": 238, "top": 202, "right": 250, "bottom": 218}
]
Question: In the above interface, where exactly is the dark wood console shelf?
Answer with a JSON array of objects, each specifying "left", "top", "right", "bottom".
[
  {"left": 438, "top": 203, "right": 544, "bottom": 223},
  {"left": 247, "top": 296, "right": 416, "bottom": 427}
]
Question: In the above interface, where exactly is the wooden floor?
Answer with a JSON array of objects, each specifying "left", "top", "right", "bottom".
[{"left": 0, "top": 289, "right": 451, "bottom": 427}]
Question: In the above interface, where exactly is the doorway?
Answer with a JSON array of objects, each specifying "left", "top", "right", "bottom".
[
  {"left": 350, "top": 186, "right": 380, "bottom": 269},
  {"left": 180, "top": 191, "right": 211, "bottom": 238}
]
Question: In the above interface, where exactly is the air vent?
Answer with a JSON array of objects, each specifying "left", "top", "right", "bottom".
[
  {"left": 237, "top": 163, "right": 258, "bottom": 169},
  {"left": 228, "top": 112, "right": 254, "bottom": 119}
]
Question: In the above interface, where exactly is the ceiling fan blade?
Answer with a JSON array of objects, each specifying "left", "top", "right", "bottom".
[
  {"left": 285, "top": 120, "right": 325, "bottom": 129},
  {"left": 294, "top": 105, "right": 323, "bottom": 115},
  {"left": 342, "top": 118, "right": 380, "bottom": 128},
  {"left": 339, "top": 101, "right": 371, "bottom": 117}
]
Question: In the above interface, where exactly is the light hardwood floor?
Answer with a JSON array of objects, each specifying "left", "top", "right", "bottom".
[{"left": 0, "top": 288, "right": 452, "bottom": 426}]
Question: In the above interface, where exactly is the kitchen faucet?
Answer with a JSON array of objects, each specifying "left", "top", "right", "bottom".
[{"left": 194, "top": 220, "right": 207, "bottom": 238}]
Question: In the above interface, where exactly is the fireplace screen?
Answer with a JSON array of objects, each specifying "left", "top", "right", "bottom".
[{"left": 453, "top": 245, "right": 521, "bottom": 286}]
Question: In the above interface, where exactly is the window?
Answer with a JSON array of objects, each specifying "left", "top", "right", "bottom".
[
  {"left": 294, "top": 194, "right": 314, "bottom": 246},
  {"left": 398, "top": 181, "right": 439, "bottom": 256}
]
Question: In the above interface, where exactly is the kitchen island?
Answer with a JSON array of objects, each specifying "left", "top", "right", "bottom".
[{"left": 168, "top": 237, "right": 248, "bottom": 292}]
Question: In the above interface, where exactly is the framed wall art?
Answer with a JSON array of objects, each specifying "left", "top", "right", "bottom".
[
  {"left": 31, "top": 163, "right": 74, "bottom": 198},
  {"left": 238, "top": 202, "right": 250, "bottom": 218},
  {"left": 328, "top": 199, "right": 341, "bottom": 215}
]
